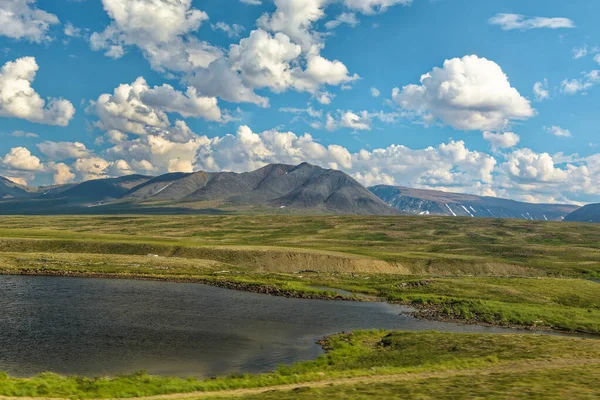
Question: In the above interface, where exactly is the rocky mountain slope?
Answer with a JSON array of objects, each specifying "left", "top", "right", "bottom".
[
  {"left": 0, "top": 164, "right": 398, "bottom": 215},
  {"left": 370, "top": 185, "right": 578, "bottom": 221},
  {"left": 0, "top": 176, "right": 30, "bottom": 199}
]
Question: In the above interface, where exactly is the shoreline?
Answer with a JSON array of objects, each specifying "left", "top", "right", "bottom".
[
  {"left": 0, "top": 269, "right": 361, "bottom": 301},
  {"left": 1, "top": 269, "right": 597, "bottom": 337},
  {"left": 404, "top": 301, "right": 600, "bottom": 337}
]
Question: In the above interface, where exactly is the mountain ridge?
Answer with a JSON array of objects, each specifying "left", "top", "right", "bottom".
[
  {"left": 0, "top": 163, "right": 398, "bottom": 215},
  {"left": 0, "top": 165, "right": 582, "bottom": 218},
  {"left": 369, "top": 185, "right": 578, "bottom": 221}
]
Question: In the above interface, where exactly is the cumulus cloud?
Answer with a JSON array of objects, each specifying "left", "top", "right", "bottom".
[
  {"left": 229, "top": 29, "right": 302, "bottom": 92},
  {"left": 49, "top": 162, "right": 76, "bottom": 184},
  {"left": 0, "top": 0, "right": 59, "bottom": 42},
  {"left": 103, "top": 120, "right": 209, "bottom": 174},
  {"left": 489, "top": 13, "right": 575, "bottom": 30},
  {"left": 370, "top": 87, "right": 380, "bottom": 97},
  {"left": 2, "top": 146, "right": 44, "bottom": 171},
  {"left": 187, "top": 58, "right": 270, "bottom": 107},
  {"left": 189, "top": 26, "right": 357, "bottom": 107},
  {"left": 339, "top": 110, "right": 371, "bottom": 131},
  {"left": 36, "top": 141, "right": 90, "bottom": 160},
  {"left": 73, "top": 157, "right": 111, "bottom": 181},
  {"left": 502, "top": 149, "right": 571, "bottom": 184},
  {"left": 483, "top": 132, "right": 520, "bottom": 151},
  {"left": 90, "top": 0, "right": 221, "bottom": 73},
  {"left": 0, "top": 57, "right": 75, "bottom": 126},
  {"left": 197, "top": 125, "right": 353, "bottom": 172},
  {"left": 91, "top": 77, "right": 224, "bottom": 135},
  {"left": 392, "top": 55, "right": 535, "bottom": 131}
]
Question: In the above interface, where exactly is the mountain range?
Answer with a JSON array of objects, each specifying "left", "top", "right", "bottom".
[
  {"left": 0, "top": 163, "right": 396, "bottom": 215},
  {"left": 0, "top": 163, "right": 587, "bottom": 220},
  {"left": 370, "top": 185, "right": 579, "bottom": 221}
]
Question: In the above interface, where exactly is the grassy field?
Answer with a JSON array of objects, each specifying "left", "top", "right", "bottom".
[
  {"left": 0, "top": 215, "right": 599, "bottom": 333},
  {"left": 1, "top": 331, "right": 599, "bottom": 399}
]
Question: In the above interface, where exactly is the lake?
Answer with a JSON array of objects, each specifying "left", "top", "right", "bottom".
[{"left": 0, "top": 275, "right": 567, "bottom": 378}]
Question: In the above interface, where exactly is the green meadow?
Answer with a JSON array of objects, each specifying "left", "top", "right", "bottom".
[
  {"left": 0, "top": 215, "right": 599, "bottom": 333},
  {"left": 1, "top": 331, "right": 599, "bottom": 399},
  {"left": 1, "top": 215, "right": 600, "bottom": 398}
]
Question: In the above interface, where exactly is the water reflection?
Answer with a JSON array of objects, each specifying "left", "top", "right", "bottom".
[{"left": 0, "top": 276, "right": 574, "bottom": 378}]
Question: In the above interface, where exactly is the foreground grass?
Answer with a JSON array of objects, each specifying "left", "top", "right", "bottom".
[
  {"left": 0, "top": 216, "right": 599, "bottom": 332},
  {"left": 1, "top": 331, "right": 599, "bottom": 399},
  {"left": 230, "top": 365, "right": 600, "bottom": 400}
]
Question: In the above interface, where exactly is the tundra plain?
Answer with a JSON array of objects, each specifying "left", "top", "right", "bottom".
[{"left": 0, "top": 215, "right": 599, "bottom": 399}]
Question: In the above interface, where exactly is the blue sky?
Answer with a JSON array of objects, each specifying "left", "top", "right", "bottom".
[{"left": 1, "top": 0, "right": 599, "bottom": 204}]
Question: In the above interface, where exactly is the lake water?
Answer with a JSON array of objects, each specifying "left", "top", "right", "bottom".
[{"left": 0, "top": 275, "right": 571, "bottom": 378}]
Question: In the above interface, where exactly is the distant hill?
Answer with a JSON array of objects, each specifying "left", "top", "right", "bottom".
[
  {"left": 0, "top": 169, "right": 585, "bottom": 218},
  {"left": 0, "top": 165, "right": 397, "bottom": 215},
  {"left": 42, "top": 175, "right": 152, "bottom": 202},
  {"left": 125, "top": 163, "right": 398, "bottom": 215},
  {"left": 370, "top": 185, "right": 579, "bottom": 221},
  {"left": 564, "top": 204, "right": 600, "bottom": 223},
  {"left": 0, "top": 176, "right": 31, "bottom": 199}
]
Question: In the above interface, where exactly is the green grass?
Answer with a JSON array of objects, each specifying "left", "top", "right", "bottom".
[
  {"left": 0, "top": 215, "right": 599, "bottom": 277},
  {"left": 232, "top": 365, "right": 600, "bottom": 399},
  {"left": 0, "top": 215, "right": 600, "bottom": 332},
  {"left": 1, "top": 331, "right": 599, "bottom": 399}
]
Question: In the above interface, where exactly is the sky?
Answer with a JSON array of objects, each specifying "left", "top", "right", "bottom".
[{"left": 0, "top": 0, "right": 599, "bottom": 205}]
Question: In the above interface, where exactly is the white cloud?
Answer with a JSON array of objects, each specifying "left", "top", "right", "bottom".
[
  {"left": 103, "top": 120, "right": 209, "bottom": 174},
  {"left": 91, "top": 77, "right": 224, "bottom": 135},
  {"left": 533, "top": 79, "right": 549, "bottom": 101},
  {"left": 212, "top": 22, "right": 245, "bottom": 38},
  {"left": 483, "top": 132, "right": 520, "bottom": 151},
  {"left": 195, "top": 125, "right": 353, "bottom": 172},
  {"left": 370, "top": 87, "right": 380, "bottom": 97},
  {"left": 595, "top": 54, "right": 600, "bottom": 65},
  {"left": 502, "top": 149, "right": 571, "bottom": 183},
  {"left": 325, "top": 12, "right": 359, "bottom": 30},
  {"left": 36, "top": 141, "right": 90, "bottom": 160},
  {"left": 561, "top": 70, "right": 600, "bottom": 95},
  {"left": 257, "top": 0, "right": 327, "bottom": 52},
  {"left": 240, "top": 0, "right": 262, "bottom": 5},
  {"left": 63, "top": 22, "right": 82, "bottom": 38},
  {"left": 393, "top": 55, "right": 535, "bottom": 131},
  {"left": 573, "top": 45, "right": 589, "bottom": 59},
  {"left": 2, "top": 146, "right": 44, "bottom": 171},
  {"left": 545, "top": 125, "right": 572, "bottom": 138},
  {"left": 91, "top": 0, "right": 221, "bottom": 73},
  {"left": 49, "top": 162, "right": 76, "bottom": 184},
  {"left": 489, "top": 13, "right": 575, "bottom": 30},
  {"left": 0, "top": 57, "right": 75, "bottom": 126},
  {"left": 73, "top": 157, "right": 111, "bottom": 180},
  {"left": 140, "top": 83, "right": 223, "bottom": 121},
  {"left": 339, "top": 110, "right": 371, "bottom": 131},
  {"left": 3, "top": 176, "right": 28, "bottom": 186},
  {"left": 343, "top": 0, "right": 412, "bottom": 15},
  {"left": 187, "top": 58, "right": 270, "bottom": 108},
  {"left": 229, "top": 29, "right": 302, "bottom": 92},
  {"left": 0, "top": 0, "right": 59, "bottom": 42},
  {"left": 9, "top": 130, "right": 38, "bottom": 138}
]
